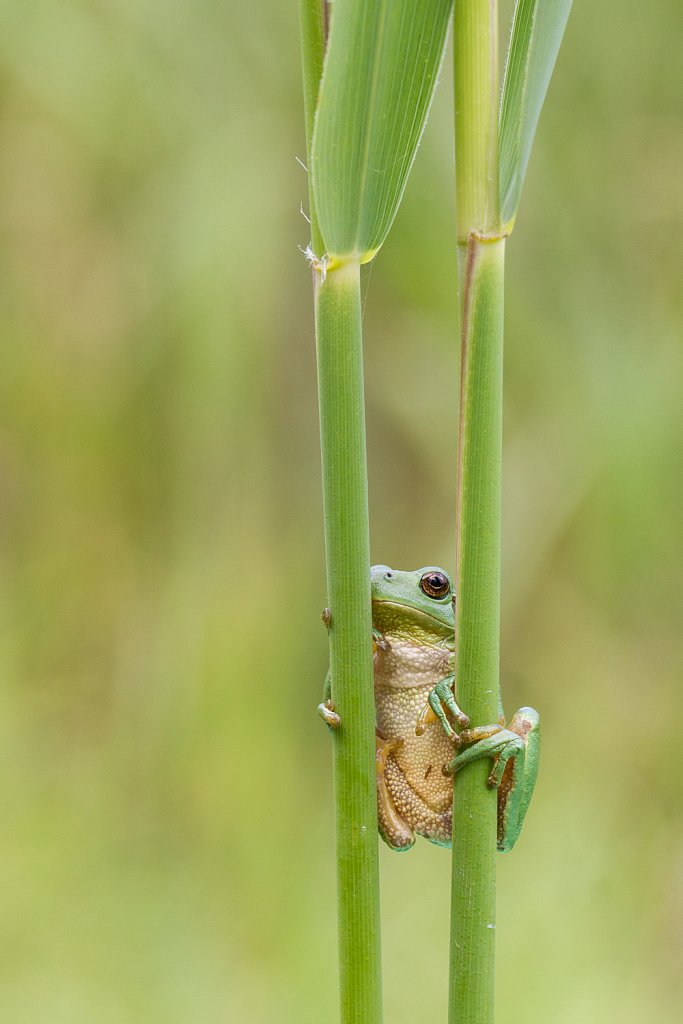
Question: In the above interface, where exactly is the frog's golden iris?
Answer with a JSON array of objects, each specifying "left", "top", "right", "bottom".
[{"left": 419, "top": 570, "right": 451, "bottom": 599}]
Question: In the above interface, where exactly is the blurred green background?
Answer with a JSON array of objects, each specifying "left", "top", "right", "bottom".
[{"left": 1, "top": 2, "right": 681, "bottom": 1022}]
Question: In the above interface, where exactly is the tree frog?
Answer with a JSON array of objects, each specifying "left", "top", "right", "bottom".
[{"left": 318, "top": 565, "right": 540, "bottom": 853}]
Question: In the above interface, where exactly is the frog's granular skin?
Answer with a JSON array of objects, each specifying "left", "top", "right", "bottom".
[
  {"left": 376, "top": 685, "right": 454, "bottom": 805},
  {"left": 373, "top": 634, "right": 452, "bottom": 690},
  {"left": 382, "top": 751, "right": 453, "bottom": 849},
  {"left": 375, "top": 671, "right": 455, "bottom": 850}
]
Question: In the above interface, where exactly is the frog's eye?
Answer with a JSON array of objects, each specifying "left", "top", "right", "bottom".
[{"left": 420, "top": 571, "right": 451, "bottom": 599}]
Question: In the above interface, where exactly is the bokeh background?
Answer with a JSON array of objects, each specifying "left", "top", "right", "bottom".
[{"left": 1, "top": 2, "right": 681, "bottom": 1022}]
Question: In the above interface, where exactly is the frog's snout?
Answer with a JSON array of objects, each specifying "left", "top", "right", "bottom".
[{"left": 371, "top": 564, "right": 394, "bottom": 581}]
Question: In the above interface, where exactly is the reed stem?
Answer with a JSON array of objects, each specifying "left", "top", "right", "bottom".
[
  {"left": 449, "top": 2, "right": 504, "bottom": 1022},
  {"left": 315, "top": 259, "right": 382, "bottom": 1024}
]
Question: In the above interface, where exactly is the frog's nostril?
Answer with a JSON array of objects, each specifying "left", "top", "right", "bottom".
[{"left": 385, "top": 572, "right": 392, "bottom": 579}]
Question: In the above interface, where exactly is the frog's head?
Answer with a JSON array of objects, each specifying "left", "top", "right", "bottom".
[{"left": 370, "top": 565, "right": 455, "bottom": 645}]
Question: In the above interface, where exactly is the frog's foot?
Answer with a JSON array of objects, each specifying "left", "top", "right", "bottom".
[
  {"left": 416, "top": 674, "right": 469, "bottom": 739},
  {"left": 317, "top": 699, "right": 341, "bottom": 730},
  {"left": 376, "top": 735, "right": 415, "bottom": 851},
  {"left": 372, "top": 628, "right": 391, "bottom": 654},
  {"left": 445, "top": 723, "right": 520, "bottom": 785},
  {"left": 444, "top": 708, "right": 540, "bottom": 853}
]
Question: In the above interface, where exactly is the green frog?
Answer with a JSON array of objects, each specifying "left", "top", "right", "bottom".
[{"left": 318, "top": 565, "right": 540, "bottom": 853}]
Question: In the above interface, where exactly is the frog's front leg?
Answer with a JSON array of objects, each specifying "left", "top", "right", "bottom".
[
  {"left": 416, "top": 673, "right": 469, "bottom": 739},
  {"left": 318, "top": 620, "right": 389, "bottom": 731},
  {"left": 445, "top": 707, "right": 540, "bottom": 853}
]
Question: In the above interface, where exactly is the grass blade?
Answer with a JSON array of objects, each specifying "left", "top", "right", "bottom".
[
  {"left": 499, "top": 0, "right": 573, "bottom": 228},
  {"left": 311, "top": 0, "right": 452, "bottom": 263},
  {"left": 298, "top": 0, "right": 326, "bottom": 255}
]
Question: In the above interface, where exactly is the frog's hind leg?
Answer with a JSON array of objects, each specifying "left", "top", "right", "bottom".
[
  {"left": 376, "top": 735, "right": 415, "bottom": 852},
  {"left": 446, "top": 708, "right": 540, "bottom": 853},
  {"left": 495, "top": 708, "right": 540, "bottom": 852}
]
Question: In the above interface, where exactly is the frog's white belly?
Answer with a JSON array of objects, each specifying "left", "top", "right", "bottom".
[{"left": 373, "top": 636, "right": 451, "bottom": 689}]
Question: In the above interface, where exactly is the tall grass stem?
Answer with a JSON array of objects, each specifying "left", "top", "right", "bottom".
[
  {"left": 450, "top": 236, "right": 505, "bottom": 1024},
  {"left": 315, "top": 260, "right": 382, "bottom": 1024},
  {"left": 453, "top": 0, "right": 500, "bottom": 239},
  {"left": 300, "top": 6, "right": 382, "bottom": 1019},
  {"left": 450, "top": 2, "right": 503, "bottom": 1021}
]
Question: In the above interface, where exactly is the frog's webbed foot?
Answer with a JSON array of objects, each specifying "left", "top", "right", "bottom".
[
  {"left": 444, "top": 707, "right": 540, "bottom": 852},
  {"left": 445, "top": 722, "right": 523, "bottom": 787},
  {"left": 317, "top": 667, "right": 341, "bottom": 730},
  {"left": 317, "top": 699, "right": 341, "bottom": 730},
  {"left": 416, "top": 674, "right": 469, "bottom": 739},
  {"left": 376, "top": 735, "right": 415, "bottom": 851}
]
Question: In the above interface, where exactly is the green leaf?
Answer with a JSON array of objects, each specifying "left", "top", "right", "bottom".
[
  {"left": 311, "top": 0, "right": 452, "bottom": 263},
  {"left": 499, "top": 0, "right": 573, "bottom": 228}
]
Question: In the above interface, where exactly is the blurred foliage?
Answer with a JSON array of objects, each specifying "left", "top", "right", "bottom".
[{"left": 0, "top": 1, "right": 681, "bottom": 1021}]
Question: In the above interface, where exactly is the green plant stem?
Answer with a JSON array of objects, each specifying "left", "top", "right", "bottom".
[
  {"left": 449, "top": 236, "right": 505, "bottom": 1024},
  {"left": 315, "top": 259, "right": 382, "bottom": 1024},
  {"left": 453, "top": 0, "right": 500, "bottom": 239},
  {"left": 450, "top": 2, "right": 503, "bottom": 1023},
  {"left": 300, "top": 11, "right": 381, "bottom": 1018}
]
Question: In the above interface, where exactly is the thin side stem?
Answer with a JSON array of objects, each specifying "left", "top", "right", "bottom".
[{"left": 315, "top": 259, "right": 382, "bottom": 1024}]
